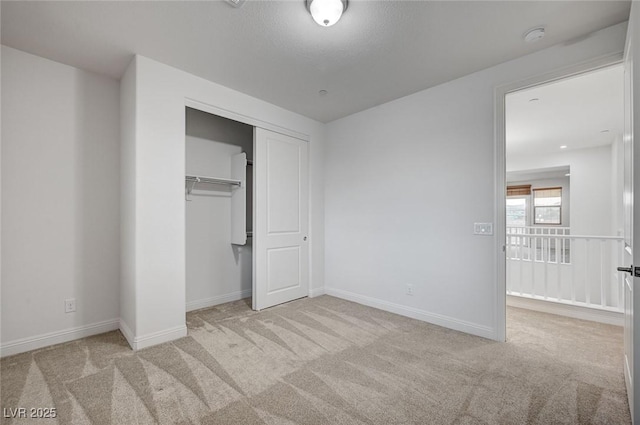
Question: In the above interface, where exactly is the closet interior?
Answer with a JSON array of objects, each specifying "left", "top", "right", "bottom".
[{"left": 185, "top": 107, "right": 254, "bottom": 311}]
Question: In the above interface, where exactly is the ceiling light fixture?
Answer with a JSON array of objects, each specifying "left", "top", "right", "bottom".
[
  {"left": 560, "top": 145, "right": 568, "bottom": 149},
  {"left": 523, "top": 27, "right": 546, "bottom": 43},
  {"left": 319, "top": 89, "right": 328, "bottom": 96},
  {"left": 307, "top": 0, "right": 348, "bottom": 27}
]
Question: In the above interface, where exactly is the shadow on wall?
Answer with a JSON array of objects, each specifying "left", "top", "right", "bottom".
[{"left": 73, "top": 70, "right": 121, "bottom": 330}]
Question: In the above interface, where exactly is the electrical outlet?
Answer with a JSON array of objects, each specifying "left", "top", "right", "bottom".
[
  {"left": 406, "top": 284, "right": 414, "bottom": 296},
  {"left": 65, "top": 298, "right": 76, "bottom": 313}
]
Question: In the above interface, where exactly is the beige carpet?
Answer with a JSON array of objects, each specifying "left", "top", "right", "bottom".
[{"left": 0, "top": 295, "right": 631, "bottom": 424}]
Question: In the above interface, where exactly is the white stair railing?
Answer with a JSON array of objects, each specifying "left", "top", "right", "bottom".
[{"left": 506, "top": 226, "right": 624, "bottom": 312}]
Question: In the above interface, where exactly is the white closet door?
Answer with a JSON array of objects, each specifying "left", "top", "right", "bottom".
[{"left": 253, "top": 128, "right": 309, "bottom": 310}]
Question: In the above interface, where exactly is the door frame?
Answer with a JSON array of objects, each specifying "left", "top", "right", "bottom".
[
  {"left": 494, "top": 52, "right": 623, "bottom": 342},
  {"left": 185, "top": 98, "right": 309, "bottom": 142},
  {"left": 183, "top": 97, "right": 312, "bottom": 310}
]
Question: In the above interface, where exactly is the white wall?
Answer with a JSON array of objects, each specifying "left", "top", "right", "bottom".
[
  {"left": 508, "top": 145, "right": 613, "bottom": 236},
  {"left": 1, "top": 46, "right": 121, "bottom": 354},
  {"left": 324, "top": 23, "right": 626, "bottom": 339},
  {"left": 121, "top": 55, "right": 325, "bottom": 349},
  {"left": 185, "top": 108, "right": 253, "bottom": 310}
]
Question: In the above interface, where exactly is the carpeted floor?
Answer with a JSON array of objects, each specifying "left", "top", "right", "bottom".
[{"left": 0, "top": 295, "right": 631, "bottom": 424}]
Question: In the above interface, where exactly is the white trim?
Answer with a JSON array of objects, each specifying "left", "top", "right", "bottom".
[
  {"left": 325, "top": 287, "right": 496, "bottom": 340},
  {"left": 495, "top": 82, "right": 507, "bottom": 342},
  {"left": 120, "top": 319, "right": 187, "bottom": 351},
  {"left": 186, "top": 290, "right": 252, "bottom": 312},
  {"left": 1, "top": 319, "right": 120, "bottom": 358},
  {"left": 118, "top": 319, "right": 135, "bottom": 349},
  {"left": 185, "top": 98, "right": 310, "bottom": 142},
  {"left": 133, "top": 325, "right": 187, "bottom": 350},
  {"left": 507, "top": 295, "right": 623, "bottom": 326},
  {"left": 309, "top": 287, "right": 325, "bottom": 298},
  {"left": 494, "top": 52, "right": 624, "bottom": 345}
]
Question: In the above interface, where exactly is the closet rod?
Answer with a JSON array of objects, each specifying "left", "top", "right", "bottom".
[
  {"left": 185, "top": 175, "right": 241, "bottom": 187},
  {"left": 247, "top": 160, "right": 254, "bottom": 166},
  {"left": 185, "top": 175, "right": 241, "bottom": 201}
]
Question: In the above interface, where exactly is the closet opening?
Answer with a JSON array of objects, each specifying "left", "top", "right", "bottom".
[{"left": 185, "top": 107, "right": 254, "bottom": 313}]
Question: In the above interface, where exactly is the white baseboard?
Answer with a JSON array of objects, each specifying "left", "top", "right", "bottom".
[
  {"left": 309, "top": 287, "right": 325, "bottom": 298},
  {"left": 325, "top": 287, "right": 496, "bottom": 340},
  {"left": 186, "top": 289, "right": 252, "bottom": 312},
  {"left": 1, "top": 319, "right": 120, "bottom": 358},
  {"left": 119, "top": 319, "right": 135, "bottom": 349},
  {"left": 120, "top": 319, "right": 187, "bottom": 351},
  {"left": 507, "top": 295, "right": 623, "bottom": 326},
  {"left": 134, "top": 325, "right": 188, "bottom": 350}
]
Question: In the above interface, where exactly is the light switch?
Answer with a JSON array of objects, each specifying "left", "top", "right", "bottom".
[{"left": 474, "top": 223, "right": 493, "bottom": 235}]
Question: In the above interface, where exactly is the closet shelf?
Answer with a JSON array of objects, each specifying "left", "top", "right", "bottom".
[{"left": 185, "top": 175, "right": 241, "bottom": 200}]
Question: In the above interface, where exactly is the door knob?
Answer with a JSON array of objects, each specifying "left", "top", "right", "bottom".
[
  {"left": 618, "top": 265, "right": 640, "bottom": 276},
  {"left": 303, "top": 236, "right": 308, "bottom": 241}
]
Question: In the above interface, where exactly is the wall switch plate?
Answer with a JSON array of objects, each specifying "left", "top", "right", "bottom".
[
  {"left": 474, "top": 223, "right": 493, "bottom": 235},
  {"left": 406, "top": 284, "right": 414, "bottom": 295},
  {"left": 65, "top": 298, "right": 76, "bottom": 313}
]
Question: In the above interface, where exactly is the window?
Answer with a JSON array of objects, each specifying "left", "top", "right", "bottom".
[
  {"left": 506, "top": 197, "right": 528, "bottom": 226},
  {"left": 533, "top": 187, "right": 562, "bottom": 225},
  {"left": 506, "top": 185, "right": 531, "bottom": 227}
]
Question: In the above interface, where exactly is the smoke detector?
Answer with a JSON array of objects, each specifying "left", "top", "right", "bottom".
[{"left": 524, "top": 27, "right": 546, "bottom": 43}]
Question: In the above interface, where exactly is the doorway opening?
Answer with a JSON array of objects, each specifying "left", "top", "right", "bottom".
[
  {"left": 183, "top": 106, "right": 311, "bottom": 317},
  {"left": 504, "top": 64, "right": 624, "bottom": 337},
  {"left": 185, "top": 107, "right": 254, "bottom": 314}
]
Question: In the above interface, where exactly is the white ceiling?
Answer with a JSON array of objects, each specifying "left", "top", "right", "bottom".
[
  {"left": 506, "top": 64, "right": 624, "bottom": 156},
  {"left": 507, "top": 166, "right": 571, "bottom": 183},
  {"left": 1, "top": 1, "right": 631, "bottom": 123}
]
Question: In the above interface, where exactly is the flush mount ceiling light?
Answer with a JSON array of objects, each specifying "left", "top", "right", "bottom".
[
  {"left": 306, "top": 0, "right": 348, "bottom": 27},
  {"left": 560, "top": 145, "right": 568, "bottom": 149},
  {"left": 524, "top": 27, "right": 546, "bottom": 43}
]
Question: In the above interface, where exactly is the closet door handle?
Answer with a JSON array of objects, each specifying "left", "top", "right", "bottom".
[{"left": 303, "top": 236, "right": 308, "bottom": 241}]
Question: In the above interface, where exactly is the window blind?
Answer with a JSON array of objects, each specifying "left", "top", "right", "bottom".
[
  {"left": 533, "top": 187, "right": 562, "bottom": 205},
  {"left": 507, "top": 185, "right": 531, "bottom": 196}
]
